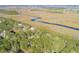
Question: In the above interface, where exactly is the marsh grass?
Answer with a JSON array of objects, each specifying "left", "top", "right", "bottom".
[
  {"left": 46, "top": 8, "right": 65, "bottom": 14},
  {"left": 0, "top": 17, "right": 79, "bottom": 53},
  {"left": 0, "top": 9, "right": 19, "bottom": 15}
]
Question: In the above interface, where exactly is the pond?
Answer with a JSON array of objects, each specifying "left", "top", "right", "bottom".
[{"left": 31, "top": 17, "right": 41, "bottom": 22}]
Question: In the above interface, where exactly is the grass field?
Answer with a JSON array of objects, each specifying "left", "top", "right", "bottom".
[
  {"left": 45, "top": 8, "right": 65, "bottom": 14},
  {"left": 0, "top": 7, "right": 79, "bottom": 53},
  {"left": 0, "top": 17, "right": 79, "bottom": 53},
  {"left": 0, "top": 9, "right": 19, "bottom": 15}
]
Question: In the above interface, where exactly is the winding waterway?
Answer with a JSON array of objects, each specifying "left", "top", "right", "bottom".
[{"left": 31, "top": 18, "right": 79, "bottom": 31}]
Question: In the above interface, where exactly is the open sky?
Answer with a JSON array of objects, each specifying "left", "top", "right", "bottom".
[{"left": 0, "top": 5, "right": 79, "bottom": 9}]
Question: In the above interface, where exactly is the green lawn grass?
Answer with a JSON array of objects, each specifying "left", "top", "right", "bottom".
[{"left": 0, "top": 17, "right": 79, "bottom": 53}]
